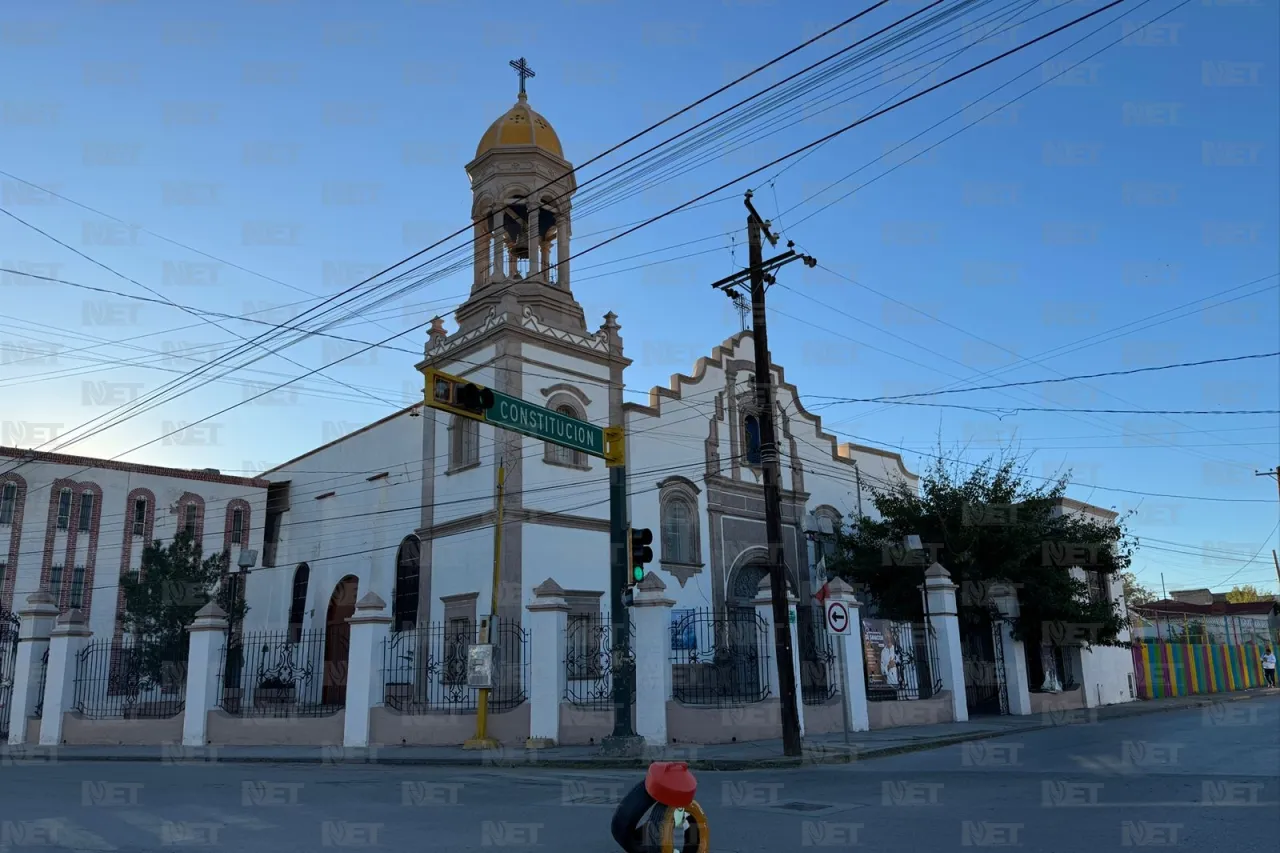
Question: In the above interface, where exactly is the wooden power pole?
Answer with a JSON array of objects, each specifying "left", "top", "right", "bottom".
[{"left": 709, "top": 190, "right": 816, "bottom": 757}]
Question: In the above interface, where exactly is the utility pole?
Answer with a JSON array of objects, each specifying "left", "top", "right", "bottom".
[
  {"left": 601, "top": 461, "right": 642, "bottom": 754},
  {"left": 708, "top": 190, "right": 816, "bottom": 758},
  {"left": 1260, "top": 467, "right": 1280, "bottom": 592}
]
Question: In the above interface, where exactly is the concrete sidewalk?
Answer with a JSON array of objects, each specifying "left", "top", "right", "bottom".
[{"left": 5, "top": 688, "right": 1277, "bottom": 771}]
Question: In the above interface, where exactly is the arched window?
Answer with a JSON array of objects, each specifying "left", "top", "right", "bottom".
[
  {"left": 288, "top": 563, "right": 310, "bottom": 643},
  {"left": 661, "top": 497, "right": 697, "bottom": 565},
  {"left": 814, "top": 507, "right": 842, "bottom": 562},
  {"left": 545, "top": 403, "right": 587, "bottom": 468},
  {"left": 743, "top": 414, "right": 763, "bottom": 465},
  {"left": 449, "top": 415, "right": 480, "bottom": 471},
  {"left": 657, "top": 477, "right": 703, "bottom": 586},
  {"left": 393, "top": 536, "right": 421, "bottom": 631}
]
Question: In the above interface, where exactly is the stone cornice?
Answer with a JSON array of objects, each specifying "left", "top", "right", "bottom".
[{"left": 418, "top": 307, "right": 631, "bottom": 372}]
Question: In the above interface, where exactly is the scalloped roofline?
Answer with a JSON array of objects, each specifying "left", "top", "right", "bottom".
[{"left": 621, "top": 330, "right": 918, "bottom": 482}]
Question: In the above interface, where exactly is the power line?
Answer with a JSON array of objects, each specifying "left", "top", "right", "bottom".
[
  {"left": 828, "top": 432, "right": 1280, "bottom": 505},
  {"left": 811, "top": 400, "right": 1280, "bottom": 416},
  {"left": 804, "top": 352, "right": 1280, "bottom": 403}
]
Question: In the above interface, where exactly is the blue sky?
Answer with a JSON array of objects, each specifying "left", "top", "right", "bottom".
[{"left": 1, "top": 0, "right": 1276, "bottom": 596}]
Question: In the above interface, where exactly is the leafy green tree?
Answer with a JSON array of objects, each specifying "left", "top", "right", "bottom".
[
  {"left": 830, "top": 451, "right": 1133, "bottom": 647},
  {"left": 119, "top": 530, "right": 246, "bottom": 688},
  {"left": 1225, "top": 584, "right": 1264, "bottom": 603},
  {"left": 1120, "top": 572, "right": 1157, "bottom": 605}
]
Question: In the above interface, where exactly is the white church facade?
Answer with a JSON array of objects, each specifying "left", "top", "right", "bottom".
[{"left": 245, "top": 88, "right": 919, "bottom": 650}]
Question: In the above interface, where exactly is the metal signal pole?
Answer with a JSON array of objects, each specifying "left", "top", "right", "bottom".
[{"left": 708, "top": 191, "right": 816, "bottom": 757}]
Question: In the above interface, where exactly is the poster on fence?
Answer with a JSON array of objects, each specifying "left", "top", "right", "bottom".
[{"left": 863, "top": 619, "right": 891, "bottom": 686}]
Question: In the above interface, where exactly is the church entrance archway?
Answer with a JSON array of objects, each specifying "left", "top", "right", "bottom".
[{"left": 322, "top": 575, "right": 358, "bottom": 706}]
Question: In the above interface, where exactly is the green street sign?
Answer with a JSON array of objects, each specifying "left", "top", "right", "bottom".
[{"left": 488, "top": 390, "right": 606, "bottom": 458}]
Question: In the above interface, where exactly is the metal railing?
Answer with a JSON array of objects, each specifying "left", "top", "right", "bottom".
[
  {"left": 34, "top": 646, "right": 49, "bottom": 718},
  {"left": 564, "top": 615, "right": 636, "bottom": 709},
  {"left": 864, "top": 620, "right": 943, "bottom": 702},
  {"left": 798, "top": 605, "right": 839, "bottom": 705},
  {"left": 670, "top": 608, "right": 772, "bottom": 707},
  {"left": 217, "top": 630, "right": 340, "bottom": 718},
  {"left": 381, "top": 620, "right": 528, "bottom": 713},
  {"left": 73, "top": 639, "right": 186, "bottom": 719}
]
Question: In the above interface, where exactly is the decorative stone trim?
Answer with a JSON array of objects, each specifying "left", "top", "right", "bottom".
[
  {"left": 114, "top": 487, "right": 156, "bottom": 638},
  {"left": 656, "top": 476, "right": 704, "bottom": 588},
  {"left": 223, "top": 498, "right": 252, "bottom": 553},
  {"left": 0, "top": 446, "right": 269, "bottom": 488},
  {"left": 0, "top": 473, "right": 28, "bottom": 612},
  {"left": 176, "top": 492, "right": 206, "bottom": 543},
  {"left": 539, "top": 383, "right": 592, "bottom": 408}
]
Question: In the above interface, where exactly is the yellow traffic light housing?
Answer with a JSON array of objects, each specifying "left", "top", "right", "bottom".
[
  {"left": 604, "top": 426, "right": 626, "bottom": 468},
  {"left": 424, "top": 367, "right": 494, "bottom": 422}
]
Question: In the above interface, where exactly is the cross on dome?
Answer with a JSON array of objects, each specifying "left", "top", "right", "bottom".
[{"left": 509, "top": 57, "right": 535, "bottom": 99}]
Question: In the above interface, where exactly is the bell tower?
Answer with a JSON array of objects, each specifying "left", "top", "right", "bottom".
[{"left": 457, "top": 58, "right": 587, "bottom": 336}]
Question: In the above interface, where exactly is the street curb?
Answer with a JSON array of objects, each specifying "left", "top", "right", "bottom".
[{"left": 4, "top": 691, "right": 1274, "bottom": 771}]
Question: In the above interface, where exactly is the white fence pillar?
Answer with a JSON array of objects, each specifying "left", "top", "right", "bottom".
[
  {"left": 7, "top": 592, "right": 59, "bottom": 745},
  {"left": 753, "top": 576, "right": 805, "bottom": 737},
  {"left": 38, "top": 609, "right": 92, "bottom": 746},
  {"left": 996, "top": 592, "right": 1033, "bottom": 716},
  {"left": 525, "top": 579, "right": 569, "bottom": 748},
  {"left": 344, "top": 592, "right": 393, "bottom": 748},
  {"left": 181, "top": 602, "right": 227, "bottom": 747},
  {"left": 921, "top": 563, "right": 969, "bottom": 723},
  {"left": 631, "top": 572, "right": 674, "bottom": 746},
  {"left": 823, "top": 579, "right": 869, "bottom": 732}
]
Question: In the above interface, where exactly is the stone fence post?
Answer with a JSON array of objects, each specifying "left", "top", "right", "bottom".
[
  {"left": 631, "top": 572, "right": 674, "bottom": 746},
  {"left": 182, "top": 602, "right": 228, "bottom": 747},
  {"left": 525, "top": 579, "right": 569, "bottom": 748},
  {"left": 823, "top": 579, "right": 869, "bottom": 732},
  {"left": 344, "top": 592, "right": 393, "bottom": 749},
  {"left": 920, "top": 563, "right": 969, "bottom": 723},
  {"left": 39, "top": 610, "right": 92, "bottom": 746},
  {"left": 6, "top": 592, "right": 59, "bottom": 745}
]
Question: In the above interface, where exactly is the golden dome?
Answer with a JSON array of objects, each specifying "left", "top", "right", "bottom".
[{"left": 475, "top": 94, "right": 564, "bottom": 160}]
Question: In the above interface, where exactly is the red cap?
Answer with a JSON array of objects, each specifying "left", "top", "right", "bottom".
[{"left": 644, "top": 761, "right": 697, "bottom": 808}]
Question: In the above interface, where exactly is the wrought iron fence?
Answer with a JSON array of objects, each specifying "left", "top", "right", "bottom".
[
  {"left": 0, "top": 610, "right": 19, "bottom": 738},
  {"left": 73, "top": 639, "right": 186, "bottom": 719},
  {"left": 797, "top": 605, "right": 838, "bottom": 705},
  {"left": 564, "top": 614, "right": 636, "bottom": 709},
  {"left": 34, "top": 646, "right": 49, "bottom": 719},
  {"left": 217, "top": 630, "right": 339, "bottom": 718},
  {"left": 864, "top": 620, "right": 943, "bottom": 702},
  {"left": 381, "top": 620, "right": 528, "bottom": 713},
  {"left": 669, "top": 608, "right": 771, "bottom": 707}
]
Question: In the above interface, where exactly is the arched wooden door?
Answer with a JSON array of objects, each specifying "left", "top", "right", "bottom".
[{"left": 322, "top": 575, "right": 358, "bottom": 706}]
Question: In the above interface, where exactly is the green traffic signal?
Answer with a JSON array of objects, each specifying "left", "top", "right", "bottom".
[{"left": 632, "top": 565, "right": 644, "bottom": 583}]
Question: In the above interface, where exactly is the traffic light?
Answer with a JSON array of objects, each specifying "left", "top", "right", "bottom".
[
  {"left": 424, "top": 368, "right": 494, "bottom": 422},
  {"left": 628, "top": 527, "right": 653, "bottom": 585},
  {"left": 456, "top": 383, "right": 495, "bottom": 415}
]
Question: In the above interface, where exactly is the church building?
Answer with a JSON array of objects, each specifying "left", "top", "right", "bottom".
[{"left": 244, "top": 85, "right": 920, "bottom": 645}]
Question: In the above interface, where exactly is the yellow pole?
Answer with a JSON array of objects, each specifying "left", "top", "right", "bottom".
[{"left": 465, "top": 464, "right": 504, "bottom": 749}]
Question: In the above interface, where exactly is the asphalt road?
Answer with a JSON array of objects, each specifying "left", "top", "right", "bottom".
[{"left": 1, "top": 695, "right": 1277, "bottom": 852}]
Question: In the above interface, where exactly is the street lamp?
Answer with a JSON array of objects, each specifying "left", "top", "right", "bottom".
[{"left": 224, "top": 549, "right": 257, "bottom": 691}]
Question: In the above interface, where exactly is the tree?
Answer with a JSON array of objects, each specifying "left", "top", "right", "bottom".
[
  {"left": 1120, "top": 572, "right": 1157, "bottom": 606},
  {"left": 830, "top": 450, "right": 1133, "bottom": 647},
  {"left": 1226, "top": 584, "right": 1265, "bottom": 603},
  {"left": 119, "top": 530, "right": 246, "bottom": 688}
]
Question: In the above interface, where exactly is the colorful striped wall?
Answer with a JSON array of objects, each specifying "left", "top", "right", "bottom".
[{"left": 1131, "top": 642, "right": 1268, "bottom": 699}]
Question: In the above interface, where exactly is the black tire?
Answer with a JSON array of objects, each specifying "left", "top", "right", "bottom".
[{"left": 611, "top": 780, "right": 656, "bottom": 853}]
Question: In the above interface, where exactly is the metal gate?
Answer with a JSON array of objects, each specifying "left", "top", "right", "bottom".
[
  {"left": 961, "top": 612, "right": 1009, "bottom": 715},
  {"left": 0, "top": 609, "right": 21, "bottom": 739}
]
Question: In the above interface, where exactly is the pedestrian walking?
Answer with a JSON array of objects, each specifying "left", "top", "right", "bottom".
[{"left": 1262, "top": 647, "right": 1276, "bottom": 688}]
